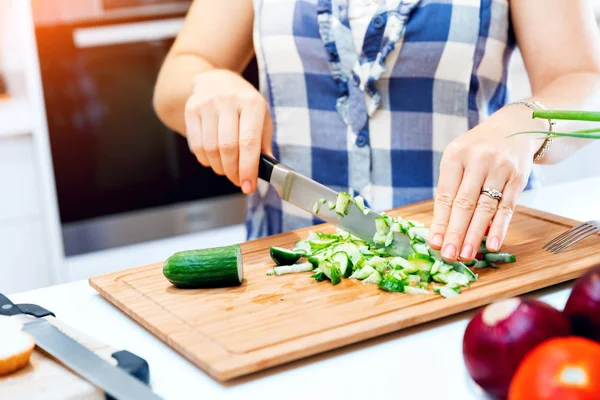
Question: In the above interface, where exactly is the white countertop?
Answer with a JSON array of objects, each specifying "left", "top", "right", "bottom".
[{"left": 10, "top": 175, "right": 600, "bottom": 400}]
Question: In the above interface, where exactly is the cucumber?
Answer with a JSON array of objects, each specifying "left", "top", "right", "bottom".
[
  {"left": 354, "top": 195, "right": 370, "bottom": 215},
  {"left": 378, "top": 276, "right": 405, "bottom": 293},
  {"left": 335, "top": 191, "right": 352, "bottom": 217},
  {"left": 473, "top": 260, "right": 491, "bottom": 269},
  {"left": 484, "top": 252, "right": 516, "bottom": 263},
  {"left": 163, "top": 245, "right": 243, "bottom": 289},
  {"left": 404, "top": 286, "right": 431, "bottom": 295},
  {"left": 274, "top": 262, "right": 314, "bottom": 275},
  {"left": 331, "top": 252, "right": 351, "bottom": 278},
  {"left": 412, "top": 242, "right": 430, "bottom": 255},
  {"left": 318, "top": 260, "right": 341, "bottom": 285},
  {"left": 270, "top": 246, "right": 302, "bottom": 266}
]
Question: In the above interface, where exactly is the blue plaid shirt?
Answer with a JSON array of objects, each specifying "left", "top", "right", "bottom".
[{"left": 245, "top": 0, "right": 535, "bottom": 240}]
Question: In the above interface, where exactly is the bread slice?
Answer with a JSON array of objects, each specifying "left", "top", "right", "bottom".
[{"left": 0, "top": 316, "right": 35, "bottom": 376}]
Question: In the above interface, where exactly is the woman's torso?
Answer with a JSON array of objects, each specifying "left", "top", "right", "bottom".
[{"left": 245, "top": 0, "right": 529, "bottom": 239}]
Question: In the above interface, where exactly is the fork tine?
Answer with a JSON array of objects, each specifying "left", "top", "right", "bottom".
[
  {"left": 550, "top": 226, "right": 600, "bottom": 254},
  {"left": 547, "top": 225, "right": 596, "bottom": 252},
  {"left": 544, "top": 223, "right": 590, "bottom": 250}
]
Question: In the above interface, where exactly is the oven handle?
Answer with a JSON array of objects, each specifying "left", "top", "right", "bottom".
[{"left": 73, "top": 17, "right": 184, "bottom": 48}]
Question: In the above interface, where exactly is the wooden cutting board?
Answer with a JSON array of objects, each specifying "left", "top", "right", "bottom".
[
  {"left": 89, "top": 200, "right": 600, "bottom": 382},
  {"left": 0, "top": 316, "right": 148, "bottom": 399}
]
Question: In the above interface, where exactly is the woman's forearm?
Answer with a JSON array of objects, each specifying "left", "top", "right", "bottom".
[{"left": 153, "top": 55, "right": 256, "bottom": 136}]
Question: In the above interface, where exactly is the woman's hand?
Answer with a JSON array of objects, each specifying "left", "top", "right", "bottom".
[
  {"left": 428, "top": 105, "right": 543, "bottom": 262},
  {"left": 184, "top": 75, "right": 273, "bottom": 195}
]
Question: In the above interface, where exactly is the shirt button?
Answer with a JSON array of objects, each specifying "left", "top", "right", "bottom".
[
  {"left": 373, "top": 15, "right": 385, "bottom": 28},
  {"left": 356, "top": 134, "right": 367, "bottom": 147}
]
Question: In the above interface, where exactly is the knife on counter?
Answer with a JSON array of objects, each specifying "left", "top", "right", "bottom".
[
  {"left": 257, "top": 153, "right": 413, "bottom": 257},
  {"left": 0, "top": 293, "right": 163, "bottom": 400}
]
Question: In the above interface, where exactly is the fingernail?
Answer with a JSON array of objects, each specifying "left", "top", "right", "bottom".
[
  {"left": 430, "top": 234, "right": 443, "bottom": 248},
  {"left": 442, "top": 244, "right": 457, "bottom": 260},
  {"left": 460, "top": 244, "right": 473, "bottom": 260},
  {"left": 241, "top": 180, "right": 252, "bottom": 194},
  {"left": 488, "top": 236, "right": 500, "bottom": 252}
]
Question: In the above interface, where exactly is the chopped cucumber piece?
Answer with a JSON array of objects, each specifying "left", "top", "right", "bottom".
[
  {"left": 335, "top": 191, "right": 352, "bottom": 217},
  {"left": 293, "top": 239, "right": 312, "bottom": 255},
  {"left": 389, "top": 256, "right": 413, "bottom": 271},
  {"left": 362, "top": 270, "right": 382, "bottom": 284},
  {"left": 320, "top": 198, "right": 327, "bottom": 204},
  {"left": 463, "top": 258, "right": 476, "bottom": 266},
  {"left": 404, "top": 286, "right": 431, "bottom": 295},
  {"left": 433, "top": 271, "right": 470, "bottom": 286},
  {"left": 367, "top": 256, "right": 390, "bottom": 273},
  {"left": 378, "top": 276, "right": 404, "bottom": 292},
  {"left": 309, "top": 238, "right": 338, "bottom": 250},
  {"left": 313, "top": 201, "right": 322, "bottom": 214},
  {"left": 331, "top": 251, "right": 351, "bottom": 278},
  {"left": 412, "top": 242, "right": 430, "bottom": 255},
  {"left": 375, "top": 216, "right": 390, "bottom": 234},
  {"left": 430, "top": 260, "right": 442, "bottom": 275},
  {"left": 390, "top": 221, "right": 401, "bottom": 233},
  {"left": 373, "top": 232, "right": 389, "bottom": 245},
  {"left": 352, "top": 265, "right": 376, "bottom": 280},
  {"left": 274, "top": 262, "right": 314, "bottom": 275},
  {"left": 483, "top": 252, "right": 516, "bottom": 263},
  {"left": 354, "top": 196, "right": 370, "bottom": 215},
  {"left": 318, "top": 260, "right": 341, "bottom": 285},
  {"left": 266, "top": 269, "right": 274, "bottom": 276},
  {"left": 270, "top": 246, "right": 303, "bottom": 266},
  {"left": 473, "top": 260, "right": 491, "bottom": 269},
  {"left": 408, "top": 253, "right": 434, "bottom": 272},
  {"left": 311, "top": 271, "right": 326, "bottom": 281},
  {"left": 408, "top": 274, "right": 421, "bottom": 285},
  {"left": 439, "top": 286, "right": 460, "bottom": 298},
  {"left": 450, "top": 261, "right": 477, "bottom": 282},
  {"left": 417, "top": 271, "right": 432, "bottom": 283},
  {"left": 384, "top": 231, "right": 395, "bottom": 247}
]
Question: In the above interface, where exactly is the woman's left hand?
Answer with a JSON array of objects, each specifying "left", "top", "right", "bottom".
[{"left": 428, "top": 105, "right": 543, "bottom": 262}]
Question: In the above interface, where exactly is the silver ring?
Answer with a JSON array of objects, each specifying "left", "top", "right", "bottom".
[{"left": 481, "top": 187, "right": 502, "bottom": 201}]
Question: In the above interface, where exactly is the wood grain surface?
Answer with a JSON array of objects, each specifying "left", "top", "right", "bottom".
[{"left": 89, "top": 200, "right": 600, "bottom": 382}]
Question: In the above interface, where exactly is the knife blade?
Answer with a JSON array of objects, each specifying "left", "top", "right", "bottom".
[
  {"left": 0, "top": 294, "right": 163, "bottom": 400},
  {"left": 258, "top": 153, "right": 413, "bottom": 256}
]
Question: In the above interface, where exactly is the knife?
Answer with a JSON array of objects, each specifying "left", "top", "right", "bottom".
[
  {"left": 0, "top": 293, "right": 163, "bottom": 400},
  {"left": 258, "top": 153, "right": 413, "bottom": 257}
]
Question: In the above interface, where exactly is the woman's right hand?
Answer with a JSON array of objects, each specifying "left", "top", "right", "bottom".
[{"left": 184, "top": 83, "right": 274, "bottom": 195}]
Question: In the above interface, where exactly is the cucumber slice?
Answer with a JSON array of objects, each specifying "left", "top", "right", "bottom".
[
  {"left": 354, "top": 196, "right": 370, "bottom": 215},
  {"left": 375, "top": 216, "right": 390, "bottom": 233},
  {"left": 352, "top": 265, "right": 376, "bottom": 280},
  {"left": 293, "top": 239, "right": 312, "bottom": 255},
  {"left": 430, "top": 260, "right": 442, "bottom": 275},
  {"left": 312, "top": 200, "right": 322, "bottom": 214},
  {"left": 367, "top": 256, "right": 390, "bottom": 273},
  {"left": 162, "top": 245, "right": 243, "bottom": 289},
  {"left": 309, "top": 238, "right": 338, "bottom": 250},
  {"left": 311, "top": 271, "right": 326, "bottom": 281},
  {"left": 412, "top": 242, "right": 430, "bottom": 255},
  {"left": 417, "top": 270, "right": 432, "bottom": 283},
  {"left": 408, "top": 253, "right": 434, "bottom": 272},
  {"left": 483, "top": 252, "right": 516, "bottom": 263},
  {"left": 449, "top": 261, "right": 477, "bottom": 282},
  {"left": 274, "top": 262, "right": 314, "bottom": 275},
  {"left": 331, "top": 252, "right": 351, "bottom": 278},
  {"left": 335, "top": 191, "right": 352, "bottom": 217},
  {"left": 473, "top": 260, "right": 491, "bottom": 269},
  {"left": 328, "top": 201, "right": 336, "bottom": 210},
  {"left": 318, "top": 260, "right": 341, "bottom": 285},
  {"left": 407, "top": 275, "right": 421, "bottom": 285},
  {"left": 409, "top": 227, "right": 430, "bottom": 242},
  {"left": 378, "top": 276, "right": 405, "bottom": 292},
  {"left": 434, "top": 271, "right": 470, "bottom": 286},
  {"left": 270, "top": 246, "right": 302, "bottom": 266},
  {"left": 362, "top": 270, "right": 382, "bottom": 284},
  {"left": 389, "top": 256, "right": 413, "bottom": 271},
  {"left": 404, "top": 286, "right": 431, "bottom": 295},
  {"left": 439, "top": 285, "right": 460, "bottom": 298}
]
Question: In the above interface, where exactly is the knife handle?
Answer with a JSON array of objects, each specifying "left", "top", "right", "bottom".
[
  {"left": 0, "top": 293, "right": 21, "bottom": 316},
  {"left": 0, "top": 293, "right": 55, "bottom": 318},
  {"left": 258, "top": 153, "right": 280, "bottom": 182}
]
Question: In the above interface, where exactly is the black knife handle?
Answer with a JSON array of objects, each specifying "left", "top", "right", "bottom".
[
  {"left": 0, "top": 293, "right": 21, "bottom": 316},
  {"left": 258, "top": 153, "right": 280, "bottom": 182},
  {"left": 106, "top": 350, "right": 151, "bottom": 400},
  {"left": 0, "top": 293, "right": 55, "bottom": 318}
]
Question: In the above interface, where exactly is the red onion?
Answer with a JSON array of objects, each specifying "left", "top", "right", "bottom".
[
  {"left": 462, "top": 297, "right": 571, "bottom": 399},
  {"left": 563, "top": 265, "right": 600, "bottom": 342}
]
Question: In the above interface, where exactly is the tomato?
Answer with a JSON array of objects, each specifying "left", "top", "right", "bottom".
[{"left": 508, "top": 336, "right": 600, "bottom": 400}]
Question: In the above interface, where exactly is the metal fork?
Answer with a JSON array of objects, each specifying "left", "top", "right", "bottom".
[{"left": 544, "top": 220, "right": 600, "bottom": 254}]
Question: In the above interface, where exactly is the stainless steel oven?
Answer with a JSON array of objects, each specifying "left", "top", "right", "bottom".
[{"left": 33, "top": 1, "right": 258, "bottom": 256}]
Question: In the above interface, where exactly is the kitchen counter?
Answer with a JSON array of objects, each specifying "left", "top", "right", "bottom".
[{"left": 10, "top": 175, "right": 600, "bottom": 400}]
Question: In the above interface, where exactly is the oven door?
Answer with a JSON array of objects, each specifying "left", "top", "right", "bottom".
[{"left": 36, "top": 16, "right": 257, "bottom": 256}]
